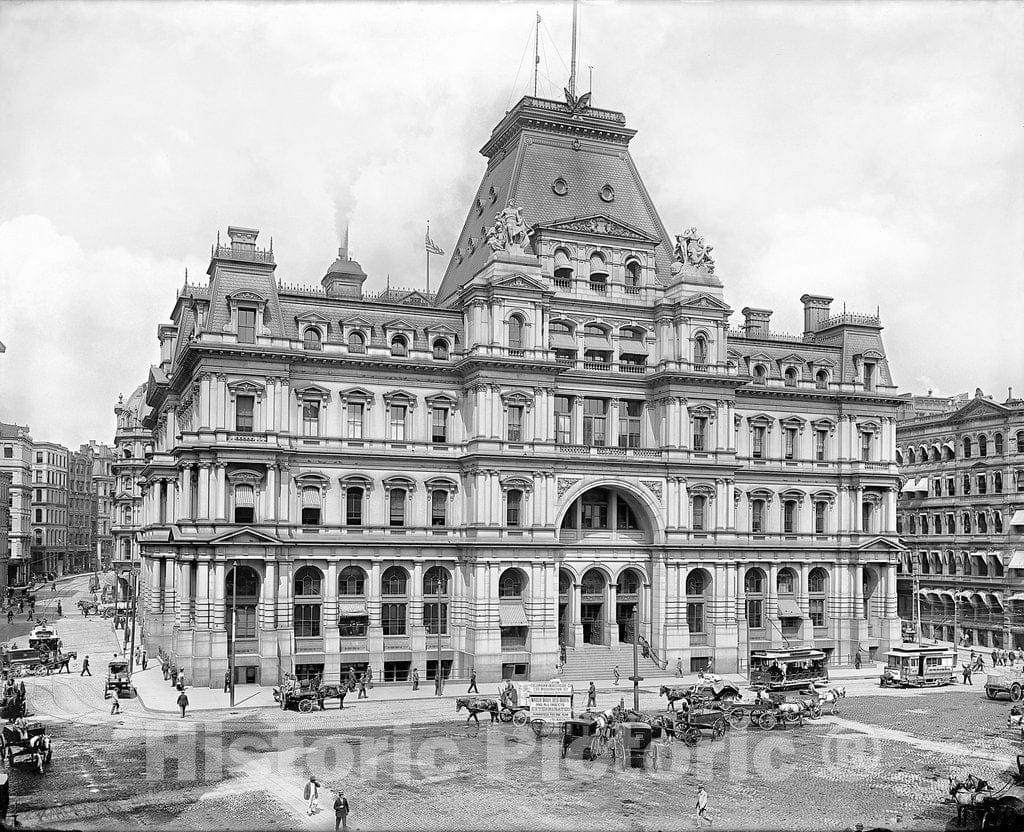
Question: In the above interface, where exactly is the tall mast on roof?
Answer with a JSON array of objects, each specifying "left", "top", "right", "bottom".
[
  {"left": 533, "top": 12, "right": 540, "bottom": 97},
  {"left": 569, "top": 0, "right": 579, "bottom": 97}
]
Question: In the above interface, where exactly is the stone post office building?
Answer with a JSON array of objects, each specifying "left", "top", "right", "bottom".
[{"left": 131, "top": 94, "right": 905, "bottom": 686}]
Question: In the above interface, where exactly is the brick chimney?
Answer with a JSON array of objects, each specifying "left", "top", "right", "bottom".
[
  {"left": 227, "top": 226, "right": 259, "bottom": 254},
  {"left": 741, "top": 307, "right": 772, "bottom": 338},
  {"left": 799, "top": 294, "right": 833, "bottom": 337}
]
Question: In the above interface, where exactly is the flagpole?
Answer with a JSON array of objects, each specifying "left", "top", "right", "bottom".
[{"left": 426, "top": 220, "right": 430, "bottom": 295}]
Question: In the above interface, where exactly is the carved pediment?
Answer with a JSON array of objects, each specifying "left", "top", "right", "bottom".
[
  {"left": 493, "top": 272, "right": 549, "bottom": 292},
  {"left": 538, "top": 214, "right": 659, "bottom": 243},
  {"left": 678, "top": 292, "right": 731, "bottom": 313},
  {"left": 226, "top": 290, "right": 268, "bottom": 303},
  {"left": 777, "top": 353, "right": 808, "bottom": 366},
  {"left": 384, "top": 318, "right": 416, "bottom": 331},
  {"left": 949, "top": 398, "right": 1008, "bottom": 423},
  {"left": 209, "top": 527, "right": 281, "bottom": 545},
  {"left": 341, "top": 316, "right": 373, "bottom": 329}
]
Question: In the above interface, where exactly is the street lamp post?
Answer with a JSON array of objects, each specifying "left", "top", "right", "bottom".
[
  {"left": 434, "top": 559, "right": 443, "bottom": 697},
  {"left": 229, "top": 560, "right": 237, "bottom": 708}
]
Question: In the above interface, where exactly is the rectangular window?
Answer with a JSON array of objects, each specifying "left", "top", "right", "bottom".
[
  {"left": 389, "top": 489, "right": 406, "bottom": 527},
  {"left": 746, "top": 599, "right": 763, "bottom": 628},
  {"left": 784, "top": 427, "right": 797, "bottom": 460},
  {"left": 784, "top": 501, "right": 797, "bottom": 533},
  {"left": 815, "top": 502, "right": 826, "bottom": 534},
  {"left": 863, "top": 362, "right": 875, "bottom": 391},
  {"left": 861, "top": 433, "right": 872, "bottom": 462},
  {"left": 809, "top": 599, "right": 825, "bottom": 627},
  {"left": 431, "top": 490, "right": 447, "bottom": 526},
  {"left": 293, "top": 604, "right": 321, "bottom": 637},
  {"left": 692, "top": 497, "right": 705, "bottom": 530},
  {"left": 345, "top": 490, "right": 362, "bottom": 526},
  {"left": 582, "top": 398, "right": 607, "bottom": 446},
  {"left": 507, "top": 406, "right": 523, "bottom": 442},
  {"left": 423, "top": 602, "right": 448, "bottom": 635},
  {"left": 692, "top": 416, "right": 708, "bottom": 452},
  {"left": 301, "top": 507, "right": 320, "bottom": 526},
  {"left": 751, "top": 501, "right": 764, "bottom": 533},
  {"left": 947, "top": 478, "right": 955, "bottom": 496},
  {"left": 36, "top": 452, "right": 43, "bottom": 463},
  {"left": 237, "top": 307, "right": 257, "bottom": 344},
  {"left": 389, "top": 405, "right": 407, "bottom": 441},
  {"left": 431, "top": 407, "right": 448, "bottom": 443},
  {"left": 507, "top": 491, "right": 523, "bottom": 527},
  {"left": 686, "top": 602, "right": 705, "bottom": 634},
  {"left": 381, "top": 603, "right": 407, "bottom": 636},
  {"left": 3, "top": 446, "right": 11, "bottom": 458},
  {"left": 229, "top": 606, "right": 257, "bottom": 639},
  {"left": 554, "top": 396, "right": 573, "bottom": 445},
  {"left": 302, "top": 400, "right": 320, "bottom": 437},
  {"left": 618, "top": 400, "right": 642, "bottom": 448},
  {"left": 347, "top": 402, "right": 364, "bottom": 439},
  {"left": 862, "top": 503, "right": 873, "bottom": 532},
  {"left": 235, "top": 395, "right": 254, "bottom": 433},
  {"left": 753, "top": 426, "right": 766, "bottom": 459}
]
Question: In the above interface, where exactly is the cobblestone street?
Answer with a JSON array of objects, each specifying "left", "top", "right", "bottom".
[{"left": 4, "top": 580, "right": 1013, "bottom": 832}]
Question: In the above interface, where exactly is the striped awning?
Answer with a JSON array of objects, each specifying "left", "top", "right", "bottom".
[
  {"left": 776, "top": 599, "right": 803, "bottom": 618},
  {"left": 900, "top": 480, "right": 918, "bottom": 494},
  {"left": 1008, "top": 550, "right": 1024, "bottom": 570},
  {"left": 301, "top": 486, "right": 321, "bottom": 507},
  {"left": 549, "top": 332, "right": 577, "bottom": 351},
  {"left": 498, "top": 603, "right": 529, "bottom": 627},
  {"left": 618, "top": 339, "right": 649, "bottom": 356},
  {"left": 1009, "top": 592, "right": 1024, "bottom": 603},
  {"left": 338, "top": 602, "right": 368, "bottom": 617},
  {"left": 913, "top": 478, "right": 930, "bottom": 491},
  {"left": 234, "top": 484, "right": 255, "bottom": 507},
  {"left": 584, "top": 335, "right": 613, "bottom": 352}
]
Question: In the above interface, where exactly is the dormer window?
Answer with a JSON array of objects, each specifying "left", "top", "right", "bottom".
[
  {"left": 238, "top": 307, "right": 257, "bottom": 344},
  {"left": 508, "top": 315, "right": 525, "bottom": 350},
  {"left": 553, "top": 248, "right": 573, "bottom": 287},
  {"left": 815, "top": 370, "right": 828, "bottom": 389},
  {"left": 863, "top": 362, "right": 876, "bottom": 391},
  {"left": 303, "top": 328, "right": 322, "bottom": 351},
  {"left": 784, "top": 368, "right": 798, "bottom": 387},
  {"left": 753, "top": 365, "right": 767, "bottom": 385},
  {"left": 391, "top": 335, "right": 408, "bottom": 357},
  {"left": 347, "top": 331, "right": 366, "bottom": 353},
  {"left": 624, "top": 259, "right": 641, "bottom": 290},
  {"left": 432, "top": 339, "right": 449, "bottom": 361}
]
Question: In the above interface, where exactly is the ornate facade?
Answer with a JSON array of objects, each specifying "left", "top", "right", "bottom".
[
  {"left": 0, "top": 422, "right": 33, "bottom": 586},
  {"left": 135, "top": 94, "right": 904, "bottom": 687},
  {"left": 112, "top": 387, "right": 149, "bottom": 576},
  {"left": 895, "top": 390, "right": 1024, "bottom": 649}
]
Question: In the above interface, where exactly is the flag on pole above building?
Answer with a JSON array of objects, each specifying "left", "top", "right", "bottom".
[{"left": 425, "top": 222, "right": 445, "bottom": 256}]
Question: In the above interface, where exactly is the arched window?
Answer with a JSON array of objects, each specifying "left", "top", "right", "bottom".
[
  {"left": 338, "top": 566, "right": 365, "bottom": 596},
  {"left": 617, "top": 569, "right": 641, "bottom": 595},
  {"left": 588, "top": 252, "right": 608, "bottom": 291},
  {"left": 979, "top": 435, "right": 988, "bottom": 456},
  {"left": 423, "top": 566, "right": 450, "bottom": 596},
  {"left": 381, "top": 565, "right": 408, "bottom": 596},
  {"left": 499, "top": 568, "right": 525, "bottom": 598},
  {"left": 808, "top": 568, "right": 827, "bottom": 594},
  {"left": 744, "top": 567, "right": 765, "bottom": 628},
  {"left": 294, "top": 566, "right": 322, "bottom": 597},
  {"left": 777, "top": 568, "right": 796, "bottom": 594},
  {"left": 553, "top": 248, "right": 573, "bottom": 284},
  {"left": 303, "top": 328, "right": 322, "bottom": 351},
  {"left": 744, "top": 568, "right": 764, "bottom": 594},
  {"left": 962, "top": 436, "right": 972, "bottom": 458},
  {"left": 784, "top": 367, "right": 798, "bottom": 387},
  {"left": 432, "top": 339, "right": 449, "bottom": 361},
  {"left": 347, "top": 330, "right": 366, "bottom": 353},
  {"left": 815, "top": 370, "right": 828, "bottom": 389},
  {"left": 233, "top": 483, "right": 255, "bottom": 524},
  {"left": 693, "top": 335, "right": 709, "bottom": 366},
  {"left": 994, "top": 433, "right": 1004, "bottom": 455},
  {"left": 753, "top": 365, "right": 767, "bottom": 385},
  {"left": 685, "top": 570, "right": 706, "bottom": 596},
  {"left": 508, "top": 315, "right": 524, "bottom": 350},
  {"left": 423, "top": 566, "right": 449, "bottom": 635},
  {"left": 390, "top": 335, "right": 408, "bottom": 357},
  {"left": 685, "top": 569, "right": 709, "bottom": 635},
  {"left": 293, "top": 566, "right": 323, "bottom": 637},
  {"left": 226, "top": 566, "right": 260, "bottom": 639},
  {"left": 506, "top": 489, "right": 523, "bottom": 527},
  {"left": 624, "top": 259, "right": 641, "bottom": 288}
]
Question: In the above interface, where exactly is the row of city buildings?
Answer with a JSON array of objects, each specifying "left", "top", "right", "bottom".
[{"left": 0, "top": 421, "right": 115, "bottom": 589}]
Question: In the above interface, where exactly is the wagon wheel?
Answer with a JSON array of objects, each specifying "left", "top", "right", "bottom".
[
  {"left": 33, "top": 665, "right": 47, "bottom": 677},
  {"left": 682, "top": 727, "right": 701, "bottom": 747},
  {"left": 298, "top": 699, "right": 314, "bottom": 713},
  {"left": 711, "top": 719, "right": 727, "bottom": 739},
  {"left": 785, "top": 711, "right": 803, "bottom": 726},
  {"left": 728, "top": 707, "right": 746, "bottom": 727},
  {"left": 644, "top": 745, "right": 658, "bottom": 771},
  {"left": 758, "top": 711, "right": 777, "bottom": 730},
  {"left": 530, "top": 719, "right": 547, "bottom": 738},
  {"left": 1011, "top": 683, "right": 1023, "bottom": 702},
  {"left": 588, "top": 735, "right": 604, "bottom": 760},
  {"left": 498, "top": 708, "right": 513, "bottom": 723},
  {"left": 512, "top": 709, "right": 530, "bottom": 728}
]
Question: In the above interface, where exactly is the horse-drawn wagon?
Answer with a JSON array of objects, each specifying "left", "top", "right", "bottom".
[
  {"left": 948, "top": 760, "right": 1024, "bottom": 830},
  {"left": 0, "top": 722, "right": 52, "bottom": 774},
  {"left": 273, "top": 676, "right": 351, "bottom": 711},
  {"left": 104, "top": 660, "right": 135, "bottom": 698},
  {"left": 660, "top": 678, "right": 741, "bottom": 712}
]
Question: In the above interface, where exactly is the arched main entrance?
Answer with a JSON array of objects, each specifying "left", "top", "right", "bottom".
[
  {"left": 558, "top": 569, "right": 574, "bottom": 645},
  {"left": 558, "top": 486, "right": 656, "bottom": 544},
  {"left": 580, "top": 568, "right": 607, "bottom": 645},
  {"left": 616, "top": 568, "right": 643, "bottom": 643},
  {"left": 226, "top": 564, "right": 261, "bottom": 685}
]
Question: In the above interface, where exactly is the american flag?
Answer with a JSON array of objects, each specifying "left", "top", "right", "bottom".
[{"left": 425, "top": 224, "right": 444, "bottom": 256}]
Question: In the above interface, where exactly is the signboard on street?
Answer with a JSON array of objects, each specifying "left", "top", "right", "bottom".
[{"left": 525, "top": 681, "right": 574, "bottom": 720}]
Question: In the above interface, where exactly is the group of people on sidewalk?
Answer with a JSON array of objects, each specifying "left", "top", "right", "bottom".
[{"left": 303, "top": 776, "right": 350, "bottom": 830}]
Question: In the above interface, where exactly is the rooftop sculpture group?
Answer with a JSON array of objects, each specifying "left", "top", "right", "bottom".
[
  {"left": 672, "top": 227, "right": 716, "bottom": 274},
  {"left": 486, "top": 201, "right": 534, "bottom": 254}
]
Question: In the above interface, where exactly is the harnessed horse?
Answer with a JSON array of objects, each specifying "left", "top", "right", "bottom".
[{"left": 455, "top": 697, "right": 499, "bottom": 725}]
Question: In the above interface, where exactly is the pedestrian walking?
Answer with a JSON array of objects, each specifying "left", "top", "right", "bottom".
[
  {"left": 366, "top": 665, "right": 373, "bottom": 688},
  {"left": 675, "top": 657, "right": 683, "bottom": 677},
  {"left": 224, "top": 670, "right": 231, "bottom": 694},
  {"left": 170, "top": 665, "right": 179, "bottom": 687},
  {"left": 177, "top": 689, "right": 189, "bottom": 718},
  {"left": 52, "top": 582, "right": 56, "bottom": 592},
  {"left": 695, "top": 785, "right": 709, "bottom": 827},
  {"left": 110, "top": 688, "right": 120, "bottom": 715},
  {"left": 412, "top": 667, "right": 420, "bottom": 691},
  {"left": 162, "top": 662, "right": 169, "bottom": 681},
  {"left": 56, "top": 601, "right": 62, "bottom": 617},
  {"left": 334, "top": 790, "right": 350, "bottom": 831},
  {"left": 80, "top": 655, "right": 91, "bottom": 676},
  {"left": 467, "top": 667, "right": 479, "bottom": 694},
  {"left": 854, "top": 651, "right": 862, "bottom": 670},
  {"left": 962, "top": 663, "right": 973, "bottom": 685},
  {"left": 357, "top": 675, "right": 367, "bottom": 700},
  {"left": 141, "top": 650, "right": 147, "bottom": 671},
  {"left": 613, "top": 666, "right": 620, "bottom": 685},
  {"left": 586, "top": 681, "right": 597, "bottom": 709},
  {"left": 304, "top": 776, "right": 321, "bottom": 815},
  {"left": 1011, "top": 650, "right": 1017, "bottom": 666},
  {"left": 17, "top": 601, "right": 23, "bottom": 614}
]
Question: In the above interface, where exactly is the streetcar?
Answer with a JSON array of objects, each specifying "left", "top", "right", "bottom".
[
  {"left": 879, "top": 643, "right": 956, "bottom": 689},
  {"left": 749, "top": 648, "right": 829, "bottom": 692}
]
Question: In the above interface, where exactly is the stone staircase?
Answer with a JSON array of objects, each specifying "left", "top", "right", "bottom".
[{"left": 558, "top": 642, "right": 665, "bottom": 683}]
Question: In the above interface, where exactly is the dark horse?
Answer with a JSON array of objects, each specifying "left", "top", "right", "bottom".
[
  {"left": 455, "top": 697, "right": 499, "bottom": 726},
  {"left": 659, "top": 686, "right": 692, "bottom": 712}
]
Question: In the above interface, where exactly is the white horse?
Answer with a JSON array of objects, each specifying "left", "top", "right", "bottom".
[{"left": 817, "top": 686, "right": 846, "bottom": 714}]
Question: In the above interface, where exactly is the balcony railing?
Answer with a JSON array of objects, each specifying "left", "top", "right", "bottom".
[
  {"left": 583, "top": 361, "right": 611, "bottom": 371},
  {"left": 228, "top": 432, "right": 268, "bottom": 443}
]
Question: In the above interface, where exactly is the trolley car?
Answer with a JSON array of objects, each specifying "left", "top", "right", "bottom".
[
  {"left": 749, "top": 648, "right": 829, "bottom": 692},
  {"left": 879, "top": 643, "right": 956, "bottom": 689}
]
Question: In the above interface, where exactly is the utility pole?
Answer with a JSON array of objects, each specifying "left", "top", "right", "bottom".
[
  {"left": 913, "top": 571, "right": 921, "bottom": 642},
  {"left": 434, "top": 560, "right": 444, "bottom": 696},
  {"left": 126, "top": 571, "right": 137, "bottom": 673},
  {"left": 229, "top": 560, "right": 237, "bottom": 707}
]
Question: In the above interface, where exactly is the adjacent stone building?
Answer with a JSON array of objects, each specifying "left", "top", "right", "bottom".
[
  {"left": 895, "top": 389, "right": 1024, "bottom": 649},
  {"left": 0, "top": 422, "right": 33, "bottom": 586},
  {"left": 30, "top": 441, "right": 69, "bottom": 577},
  {"left": 112, "top": 386, "right": 148, "bottom": 577},
  {"left": 134, "top": 93, "right": 905, "bottom": 687},
  {"left": 0, "top": 470, "right": 10, "bottom": 594},
  {"left": 83, "top": 441, "right": 115, "bottom": 573}
]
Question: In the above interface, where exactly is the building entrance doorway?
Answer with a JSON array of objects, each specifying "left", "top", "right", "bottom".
[
  {"left": 581, "top": 604, "right": 603, "bottom": 645},
  {"left": 617, "top": 602, "right": 637, "bottom": 643}
]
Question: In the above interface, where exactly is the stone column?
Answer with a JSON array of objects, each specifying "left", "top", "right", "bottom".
[
  {"left": 177, "top": 562, "right": 193, "bottom": 628},
  {"left": 197, "top": 464, "right": 210, "bottom": 521},
  {"left": 212, "top": 561, "right": 226, "bottom": 628},
  {"left": 195, "top": 561, "right": 211, "bottom": 629},
  {"left": 214, "top": 464, "right": 226, "bottom": 521},
  {"left": 181, "top": 467, "right": 193, "bottom": 521}
]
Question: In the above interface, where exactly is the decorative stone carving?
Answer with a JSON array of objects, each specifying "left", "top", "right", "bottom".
[
  {"left": 672, "top": 227, "right": 716, "bottom": 274},
  {"left": 486, "top": 201, "right": 534, "bottom": 253},
  {"left": 556, "top": 477, "right": 581, "bottom": 500},
  {"left": 549, "top": 215, "right": 647, "bottom": 242},
  {"left": 640, "top": 479, "right": 663, "bottom": 504}
]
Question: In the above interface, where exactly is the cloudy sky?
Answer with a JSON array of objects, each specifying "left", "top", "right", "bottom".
[{"left": 1, "top": 1, "right": 1021, "bottom": 448}]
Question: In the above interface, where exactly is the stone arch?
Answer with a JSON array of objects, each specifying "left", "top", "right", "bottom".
[{"left": 555, "top": 477, "right": 665, "bottom": 544}]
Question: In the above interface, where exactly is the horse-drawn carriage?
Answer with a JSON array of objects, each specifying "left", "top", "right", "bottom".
[
  {"left": 104, "top": 661, "right": 135, "bottom": 698},
  {"left": 0, "top": 722, "right": 52, "bottom": 774},
  {"left": 76, "top": 599, "right": 99, "bottom": 616},
  {"left": 273, "top": 676, "right": 351, "bottom": 712},
  {"left": 948, "top": 760, "right": 1024, "bottom": 830},
  {"left": 660, "top": 678, "right": 742, "bottom": 712}
]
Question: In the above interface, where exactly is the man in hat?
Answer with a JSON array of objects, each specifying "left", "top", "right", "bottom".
[
  {"left": 695, "top": 784, "right": 709, "bottom": 827},
  {"left": 304, "top": 776, "right": 321, "bottom": 815},
  {"left": 333, "top": 789, "right": 350, "bottom": 831}
]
